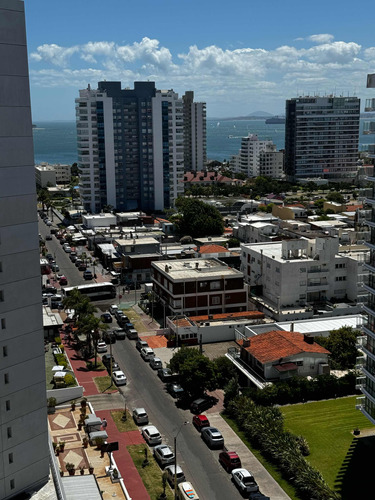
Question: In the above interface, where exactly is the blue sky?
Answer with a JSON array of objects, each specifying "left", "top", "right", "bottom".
[{"left": 25, "top": 0, "right": 375, "bottom": 120}]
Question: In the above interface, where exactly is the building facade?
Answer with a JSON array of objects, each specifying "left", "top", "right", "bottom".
[
  {"left": 285, "top": 96, "right": 360, "bottom": 182},
  {"left": 152, "top": 259, "right": 248, "bottom": 316},
  {"left": 357, "top": 73, "right": 375, "bottom": 424},
  {"left": 183, "top": 91, "right": 207, "bottom": 171},
  {"left": 0, "top": 1, "right": 49, "bottom": 498},
  {"left": 35, "top": 164, "right": 56, "bottom": 187},
  {"left": 76, "top": 82, "right": 205, "bottom": 214},
  {"left": 230, "top": 134, "right": 283, "bottom": 178},
  {"left": 241, "top": 237, "right": 367, "bottom": 309}
]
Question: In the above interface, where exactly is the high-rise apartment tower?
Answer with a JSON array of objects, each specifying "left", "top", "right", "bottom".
[
  {"left": 76, "top": 82, "right": 206, "bottom": 213},
  {"left": 0, "top": 1, "right": 49, "bottom": 498},
  {"left": 183, "top": 91, "right": 207, "bottom": 171},
  {"left": 285, "top": 96, "right": 360, "bottom": 182}
]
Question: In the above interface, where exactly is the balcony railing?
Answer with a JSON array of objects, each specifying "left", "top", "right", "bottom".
[
  {"left": 356, "top": 335, "right": 367, "bottom": 349},
  {"left": 356, "top": 376, "right": 366, "bottom": 390},
  {"left": 356, "top": 356, "right": 366, "bottom": 369}
]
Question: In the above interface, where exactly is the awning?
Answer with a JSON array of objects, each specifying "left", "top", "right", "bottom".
[{"left": 273, "top": 362, "right": 298, "bottom": 372}]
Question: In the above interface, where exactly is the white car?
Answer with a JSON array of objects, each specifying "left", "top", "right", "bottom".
[
  {"left": 164, "top": 464, "right": 185, "bottom": 486},
  {"left": 153, "top": 444, "right": 175, "bottom": 467},
  {"left": 149, "top": 357, "right": 162, "bottom": 370},
  {"left": 231, "top": 468, "right": 259, "bottom": 494},
  {"left": 112, "top": 370, "right": 127, "bottom": 386},
  {"left": 132, "top": 407, "right": 149, "bottom": 425},
  {"left": 140, "top": 347, "right": 155, "bottom": 361},
  {"left": 64, "top": 246, "right": 72, "bottom": 253},
  {"left": 109, "top": 304, "right": 119, "bottom": 315},
  {"left": 97, "top": 341, "right": 107, "bottom": 353},
  {"left": 141, "top": 425, "right": 162, "bottom": 446}
]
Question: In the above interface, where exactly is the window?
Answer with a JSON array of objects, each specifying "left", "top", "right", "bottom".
[
  {"left": 8, "top": 453, "right": 13, "bottom": 464},
  {"left": 4, "top": 373, "right": 9, "bottom": 384},
  {"left": 199, "top": 281, "right": 207, "bottom": 288},
  {"left": 276, "top": 267, "right": 280, "bottom": 273},
  {"left": 6, "top": 400, "right": 10, "bottom": 411},
  {"left": 212, "top": 297, "right": 221, "bottom": 305},
  {"left": 296, "top": 361, "right": 303, "bottom": 366},
  {"left": 3, "top": 346, "right": 7, "bottom": 357},
  {"left": 300, "top": 280, "right": 306, "bottom": 286},
  {"left": 10, "top": 480, "right": 15, "bottom": 490},
  {"left": 1, "top": 318, "right": 5, "bottom": 329},
  {"left": 0, "top": 262, "right": 2, "bottom": 272},
  {"left": 7, "top": 427, "right": 12, "bottom": 438},
  {"left": 210, "top": 281, "right": 220, "bottom": 290},
  {"left": 300, "top": 268, "right": 306, "bottom": 273},
  {"left": 0, "top": 290, "right": 3, "bottom": 301}
]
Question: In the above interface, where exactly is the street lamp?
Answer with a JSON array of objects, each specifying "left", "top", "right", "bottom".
[{"left": 174, "top": 421, "right": 189, "bottom": 498}]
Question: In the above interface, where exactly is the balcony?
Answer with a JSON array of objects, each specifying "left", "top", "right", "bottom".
[
  {"left": 356, "top": 376, "right": 366, "bottom": 390},
  {"left": 365, "top": 99, "right": 375, "bottom": 112},
  {"left": 355, "top": 395, "right": 365, "bottom": 410},
  {"left": 356, "top": 356, "right": 366, "bottom": 370},
  {"left": 356, "top": 335, "right": 367, "bottom": 349}
]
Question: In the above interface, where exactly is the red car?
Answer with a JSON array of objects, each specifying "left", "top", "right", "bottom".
[
  {"left": 59, "top": 276, "right": 68, "bottom": 286},
  {"left": 192, "top": 414, "right": 210, "bottom": 432},
  {"left": 219, "top": 451, "right": 242, "bottom": 472}
]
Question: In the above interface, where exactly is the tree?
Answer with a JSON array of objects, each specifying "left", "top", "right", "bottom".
[
  {"left": 226, "top": 238, "right": 240, "bottom": 248},
  {"left": 168, "top": 347, "right": 217, "bottom": 397},
  {"left": 174, "top": 199, "right": 224, "bottom": 238},
  {"left": 37, "top": 187, "right": 50, "bottom": 211},
  {"left": 77, "top": 314, "right": 108, "bottom": 366},
  {"left": 213, "top": 356, "right": 237, "bottom": 387},
  {"left": 315, "top": 326, "right": 359, "bottom": 369},
  {"left": 326, "top": 191, "right": 345, "bottom": 204}
]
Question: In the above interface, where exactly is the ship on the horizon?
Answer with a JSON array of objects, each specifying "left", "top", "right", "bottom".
[{"left": 265, "top": 116, "right": 285, "bottom": 124}]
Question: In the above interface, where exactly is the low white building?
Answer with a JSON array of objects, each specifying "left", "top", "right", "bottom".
[
  {"left": 82, "top": 213, "right": 117, "bottom": 228},
  {"left": 35, "top": 163, "right": 56, "bottom": 187},
  {"left": 241, "top": 237, "right": 367, "bottom": 309}
]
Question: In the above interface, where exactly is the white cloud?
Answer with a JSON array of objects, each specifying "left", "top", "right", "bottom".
[
  {"left": 29, "top": 36, "right": 373, "bottom": 117},
  {"left": 309, "top": 34, "right": 335, "bottom": 44}
]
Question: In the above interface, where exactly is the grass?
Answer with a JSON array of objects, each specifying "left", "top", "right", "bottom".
[
  {"left": 93, "top": 376, "right": 118, "bottom": 393},
  {"left": 222, "top": 413, "right": 300, "bottom": 500},
  {"left": 123, "top": 308, "right": 148, "bottom": 333},
  {"left": 281, "top": 396, "right": 374, "bottom": 498},
  {"left": 111, "top": 410, "right": 138, "bottom": 432},
  {"left": 127, "top": 444, "right": 173, "bottom": 500}
]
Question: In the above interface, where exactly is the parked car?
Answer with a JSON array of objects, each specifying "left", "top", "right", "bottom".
[
  {"left": 153, "top": 444, "right": 175, "bottom": 467},
  {"left": 46, "top": 254, "right": 54, "bottom": 261},
  {"left": 201, "top": 427, "right": 224, "bottom": 448},
  {"left": 46, "top": 234, "right": 52, "bottom": 240},
  {"left": 190, "top": 396, "right": 215, "bottom": 414},
  {"left": 51, "top": 264, "right": 59, "bottom": 272},
  {"left": 113, "top": 328, "right": 126, "bottom": 340},
  {"left": 192, "top": 414, "right": 210, "bottom": 432},
  {"left": 75, "top": 259, "right": 83, "bottom": 267},
  {"left": 132, "top": 407, "right": 149, "bottom": 425},
  {"left": 60, "top": 238, "right": 67, "bottom": 245},
  {"left": 64, "top": 246, "right": 72, "bottom": 253},
  {"left": 141, "top": 425, "right": 162, "bottom": 446},
  {"left": 124, "top": 322, "right": 134, "bottom": 332},
  {"left": 136, "top": 339, "right": 148, "bottom": 351},
  {"left": 219, "top": 451, "right": 242, "bottom": 472},
  {"left": 103, "top": 331, "right": 116, "bottom": 344},
  {"left": 78, "top": 263, "right": 87, "bottom": 271},
  {"left": 231, "top": 468, "right": 259, "bottom": 494},
  {"left": 97, "top": 341, "right": 107, "bottom": 353},
  {"left": 83, "top": 269, "right": 93, "bottom": 280},
  {"left": 164, "top": 465, "right": 186, "bottom": 487},
  {"left": 112, "top": 370, "right": 127, "bottom": 386},
  {"left": 149, "top": 357, "right": 162, "bottom": 370},
  {"left": 126, "top": 328, "right": 138, "bottom": 339},
  {"left": 101, "top": 313, "right": 112, "bottom": 323},
  {"left": 59, "top": 276, "right": 68, "bottom": 286},
  {"left": 157, "top": 368, "right": 176, "bottom": 382},
  {"left": 166, "top": 383, "right": 185, "bottom": 399},
  {"left": 140, "top": 347, "right": 155, "bottom": 361},
  {"left": 114, "top": 310, "right": 125, "bottom": 322},
  {"left": 109, "top": 304, "right": 119, "bottom": 315},
  {"left": 109, "top": 361, "right": 120, "bottom": 372},
  {"left": 101, "top": 354, "right": 115, "bottom": 367}
]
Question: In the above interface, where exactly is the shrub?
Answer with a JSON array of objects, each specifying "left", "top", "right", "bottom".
[
  {"left": 54, "top": 336, "right": 62, "bottom": 345},
  {"left": 64, "top": 374, "right": 76, "bottom": 387}
]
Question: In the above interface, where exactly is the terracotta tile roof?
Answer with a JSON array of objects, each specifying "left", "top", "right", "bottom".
[
  {"left": 191, "top": 311, "right": 264, "bottom": 322},
  {"left": 199, "top": 244, "right": 228, "bottom": 254},
  {"left": 286, "top": 203, "right": 305, "bottom": 209},
  {"left": 241, "top": 330, "right": 330, "bottom": 363},
  {"left": 345, "top": 204, "right": 363, "bottom": 212}
]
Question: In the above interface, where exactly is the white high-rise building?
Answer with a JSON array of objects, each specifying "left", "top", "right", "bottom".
[
  {"left": 0, "top": 1, "right": 50, "bottom": 498},
  {"left": 230, "top": 134, "right": 283, "bottom": 178},
  {"left": 76, "top": 82, "right": 205, "bottom": 213}
]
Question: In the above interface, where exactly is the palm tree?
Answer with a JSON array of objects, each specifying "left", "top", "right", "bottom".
[
  {"left": 77, "top": 314, "right": 108, "bottom": 367},
  {"left": 37, "top": 187, "right": 50, "bottom": 211}
]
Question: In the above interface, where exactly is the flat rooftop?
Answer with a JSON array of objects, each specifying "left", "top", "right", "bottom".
[{"left": 153, "top": 258, "right": 243, "bottom": 279}]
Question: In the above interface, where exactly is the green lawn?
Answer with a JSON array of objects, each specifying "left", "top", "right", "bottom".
[
  {"left": 127, "top": 444, "right": 173, "bottom": 500},
  {"left": 111, "top": 410, "right": 138, "bottom": 432},
  {"left": 281, "top": 396, "right": 374, "bottom": 498},
  {"left": 123, "top": 308, "right": 148, "bottom": 333},
  {"left": 93, "top": 376, "right": 118, "bottom": 393}
]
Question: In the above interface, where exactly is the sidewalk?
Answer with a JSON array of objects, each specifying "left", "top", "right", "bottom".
[{"left": 60, "top": 330, "right": 151, "bottom": 499}]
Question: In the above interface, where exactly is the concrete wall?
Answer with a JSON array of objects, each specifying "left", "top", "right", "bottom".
[{"left": 47, "top": 386, "right": 84, "bottom": 405}]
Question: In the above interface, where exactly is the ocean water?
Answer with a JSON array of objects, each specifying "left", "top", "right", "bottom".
[{"left": 32, "top": 119, "right": 372, "bottom": 165}]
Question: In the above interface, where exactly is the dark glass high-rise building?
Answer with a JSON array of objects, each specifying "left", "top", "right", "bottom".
[{"left": 285, "top": 96, "right": 360, "bottom": 182}]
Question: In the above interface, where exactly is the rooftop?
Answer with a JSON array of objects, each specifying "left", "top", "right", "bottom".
[
  {"left": 152, "top": 258, "right": 242, "bottom": 280},
  {"left": 199, "top": 244, "right": 229, "bottom": 254},
  {"left": 241, "top": 330, "right": 330, "bottom": 363}
]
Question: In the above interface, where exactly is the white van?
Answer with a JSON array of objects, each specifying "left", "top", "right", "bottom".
[{"left": 177, "top": 482, "right": 199, "bottom": 500}]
